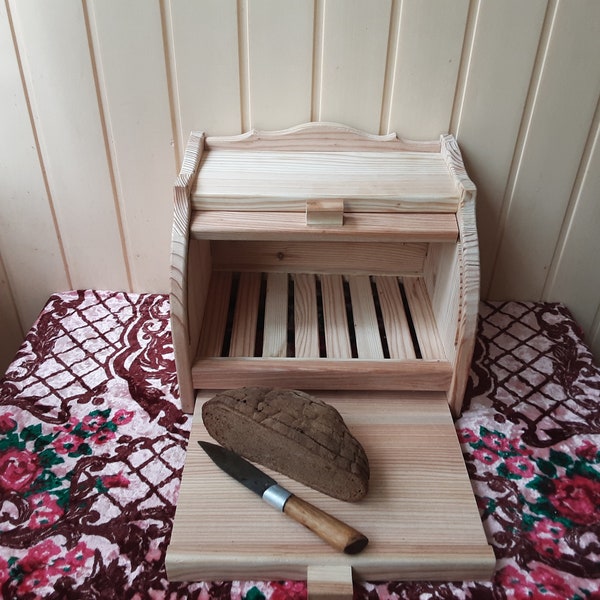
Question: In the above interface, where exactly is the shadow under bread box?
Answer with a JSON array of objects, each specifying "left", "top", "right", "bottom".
[{"left": 169, "top": 122, "right": 479, "bottom": 418}]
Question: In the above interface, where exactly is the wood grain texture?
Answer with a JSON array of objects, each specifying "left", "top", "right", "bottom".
[
  {"left": 307, "top": 565, "right": 354, "bottom": 600},
  {"left": 347, "top": 276, "right": 384, "bottom": 359},
  {"left": 294, "top": 273, "right": 320, "bottom": 358},
  {"left": 166, "top": 392, "right": 495, "bottom": 582},
  {"left": 263, "top": 272, "right": 289, "bottom": 357},
  {"left": 169, "top": 132, "right": 205, "bottom": 413},
  {"left": 321, "top": 274, "right": 352, "bottom": 359},
  {"left": 192, "top": 149, "right": 459, "bottom": 212},
  {"left": 191, "top": 211, "right": 458, "bottom": 242},
  {"left": 374, "top": 276, "right": 416, "bottom": 360},
  {"left": 204, "top": 122, "right": 441, "bottom": 152},
  {"left": 211, "top": 241, "right": 427, "bottom": 276},
  {"left": 229, "top": 272, "right": 262, "bottom": 357},
  {"left": 440, "top": 135, "right": 480, "bottom": 416},
  {"left": 191, "top": 358, "right": 452, "bottom": 392}
]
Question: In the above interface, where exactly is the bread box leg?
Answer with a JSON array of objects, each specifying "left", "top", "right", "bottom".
[{"left": 307, "top": 565, "right": 354, "bottom": 600}]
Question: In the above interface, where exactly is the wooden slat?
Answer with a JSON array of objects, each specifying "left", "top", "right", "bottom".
[
  {"left": 196, "top": 271, "right": 232, "bottom": 358},
  {"left": 192, "top": 150, "right": 459, "bottom": 211},
  {"left": 320, "top": 275, "right": 352, "bottom": 359},
  {"left": 262, "top": 272, "right": 288, "bottom": 357},
  {"left": 169, "top": 134, "right": 206, "bottom": 413},
  {"left": 307, "top": 565, "right": 353, "bottom": 600},
  {"left": 293, "top": 274, "right": 319, "bottom": 358},
  {"left": 229, "top": 272, "right": 261, "bottom": 357},
  {"left": 347, "top": 276, "right": 384, "bottom": 359},
  {"left": 192, "top": 358, "right": 452, "bottom": 391},
  {"left": 211, "top": 241, "right": 427, "bottom": 276},
  {"left": 204, "top": 122, "right": 440, "bottom": 152},
  {"left": 191, "top": 211, "right": 458, "bottom": 242},
  {"left": 375, "top": 276, "right": 416, "bottom": 359},
  {"left": 402, "top": 278, "right": 446, "bottom": 360}
]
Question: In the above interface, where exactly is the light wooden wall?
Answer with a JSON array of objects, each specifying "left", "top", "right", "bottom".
[{"left": 1, "top": 0, "right": 600, "bottom": 373}]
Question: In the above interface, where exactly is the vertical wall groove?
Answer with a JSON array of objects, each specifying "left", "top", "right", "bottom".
[
  {"left": 82, "top": 0, "right": 133, "bottom": 291},
  {"left": 379, "top": 0, "right": 401, "bottom": 135},
  {"left": 0, "top": 246, "right": 23, "bottom": 338},
  {"left": 543, "top": 94, "right": 600, "bottom": 299},
  {"left": 237, "top": 0, "right": 250, "bottom": 131},
  {"left": 449, "top": 0, "right": 480, "bottom": 137},
  {"left": 310, "top": 0, "right": 324, "bottom": 122},
  {"left": 5, "top": 0, "right": 72, "bottom": 291},
  {"left": 486, "top": 0, "right": 558, "bottom": 297},
  {"left": 160, "top": 0, "right": 182, "bottom": 167}
]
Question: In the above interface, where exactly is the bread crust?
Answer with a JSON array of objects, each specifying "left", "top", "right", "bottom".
[{"left": 202, "top": 387, "right": 369, "bottom": 502}]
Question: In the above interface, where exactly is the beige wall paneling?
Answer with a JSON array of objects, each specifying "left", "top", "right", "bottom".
[
  {"left": 385, "top": 0, "right": 469, "bottom": 139},
  {"left": 87, "top": 0, "right": 177, "bottom": 293},
  {"left": 317, "top": 0, "right": 392, "bottom": 132},
  {"left": 246, "top": 0, "right": 314, "bottom": 130},
  {"left": 489, "top": 0, "right": 600, "bottom": 300},
  {"left": 0, "top": 2, "right": 69, "bottom": 337},
  {"left": 451, "top": 0, "right": 547, "bottom": 295},
  {"left": 167, "top": 0, "right": 242, "bottom": 145},
  {"left": 0, "top": 254, "right": 24, "bottom": 375},
  {"left": 544, "top": 106, "right": 600, "bottom": 349},
  {"left": 9, "top": 0, "right": 129, "bottom": 291}
]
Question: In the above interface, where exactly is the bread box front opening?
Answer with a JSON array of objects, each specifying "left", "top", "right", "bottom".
[{"left": 170, "top": 123, "right": 479, "bottom": 417}]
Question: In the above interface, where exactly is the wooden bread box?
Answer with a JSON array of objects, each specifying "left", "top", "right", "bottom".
[{"left": 166, "top": 123, "right": 495, "bottom": 596}]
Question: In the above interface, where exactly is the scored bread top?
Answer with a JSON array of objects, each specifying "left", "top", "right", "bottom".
[{"left": 201, "top": 387, "right": 370, "bottom": 502}]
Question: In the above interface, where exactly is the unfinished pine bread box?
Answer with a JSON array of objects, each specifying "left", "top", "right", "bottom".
[{"left": 167, "top": 123, "right": 494, "bottom": 594}]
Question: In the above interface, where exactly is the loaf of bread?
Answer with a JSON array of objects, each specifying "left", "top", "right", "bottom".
[{"left": 202, "top": 387, "right": 369, "bottom": 502}]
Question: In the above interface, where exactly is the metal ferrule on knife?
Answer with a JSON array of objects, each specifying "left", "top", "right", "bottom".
[
  {"left": 198, "top": 440, "right": 369, "bottom": 554},
  {"left": 262, "top": 484, "right": 292, "bottom": 511}
]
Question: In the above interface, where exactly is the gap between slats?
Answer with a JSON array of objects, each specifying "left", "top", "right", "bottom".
[{"left": 197, "top": 271, "right": 445, "bottom": 362}]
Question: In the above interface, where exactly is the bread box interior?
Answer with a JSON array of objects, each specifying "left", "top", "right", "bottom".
[{"left": 166, "top": 123, "right": 495, "bottom": 596}]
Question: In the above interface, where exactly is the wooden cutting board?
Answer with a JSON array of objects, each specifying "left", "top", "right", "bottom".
[{"left": 166, "top": 390, "right": 495, "bottom": 590}]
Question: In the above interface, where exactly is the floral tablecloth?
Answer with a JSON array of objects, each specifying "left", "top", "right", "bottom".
[{"left": 1, "top": 291, "right": 599, "bottom": 599}]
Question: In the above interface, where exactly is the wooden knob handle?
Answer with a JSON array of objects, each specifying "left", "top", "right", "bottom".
[{"left": 283, "top": 494, "right": 368, "bottom": 554}]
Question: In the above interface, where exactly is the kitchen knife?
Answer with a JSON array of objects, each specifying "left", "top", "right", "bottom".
[{"left": 198, "top": 440, "right": 368, "bottom": 554}]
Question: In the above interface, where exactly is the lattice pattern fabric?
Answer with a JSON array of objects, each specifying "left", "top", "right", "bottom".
[{"left": 1, "top": 291, "right": 599, "bottom": 599}]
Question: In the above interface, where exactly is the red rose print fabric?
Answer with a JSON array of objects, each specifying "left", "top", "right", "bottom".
[{"left": 1, "top": 292, "right": 599, "bottom": 599}]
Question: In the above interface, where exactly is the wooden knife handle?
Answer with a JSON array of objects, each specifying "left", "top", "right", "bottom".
[{"left": 283, "top": 494, "right": 368, "bottom": 554}]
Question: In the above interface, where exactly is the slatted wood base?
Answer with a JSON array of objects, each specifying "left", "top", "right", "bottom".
[{"left": 192, "top": 271, "right": 451, "bottom": 391}]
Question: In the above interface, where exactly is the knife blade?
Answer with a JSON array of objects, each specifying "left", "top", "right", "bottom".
[{"left": 198, "top": 440, "right": 368, "bottom": 554}]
